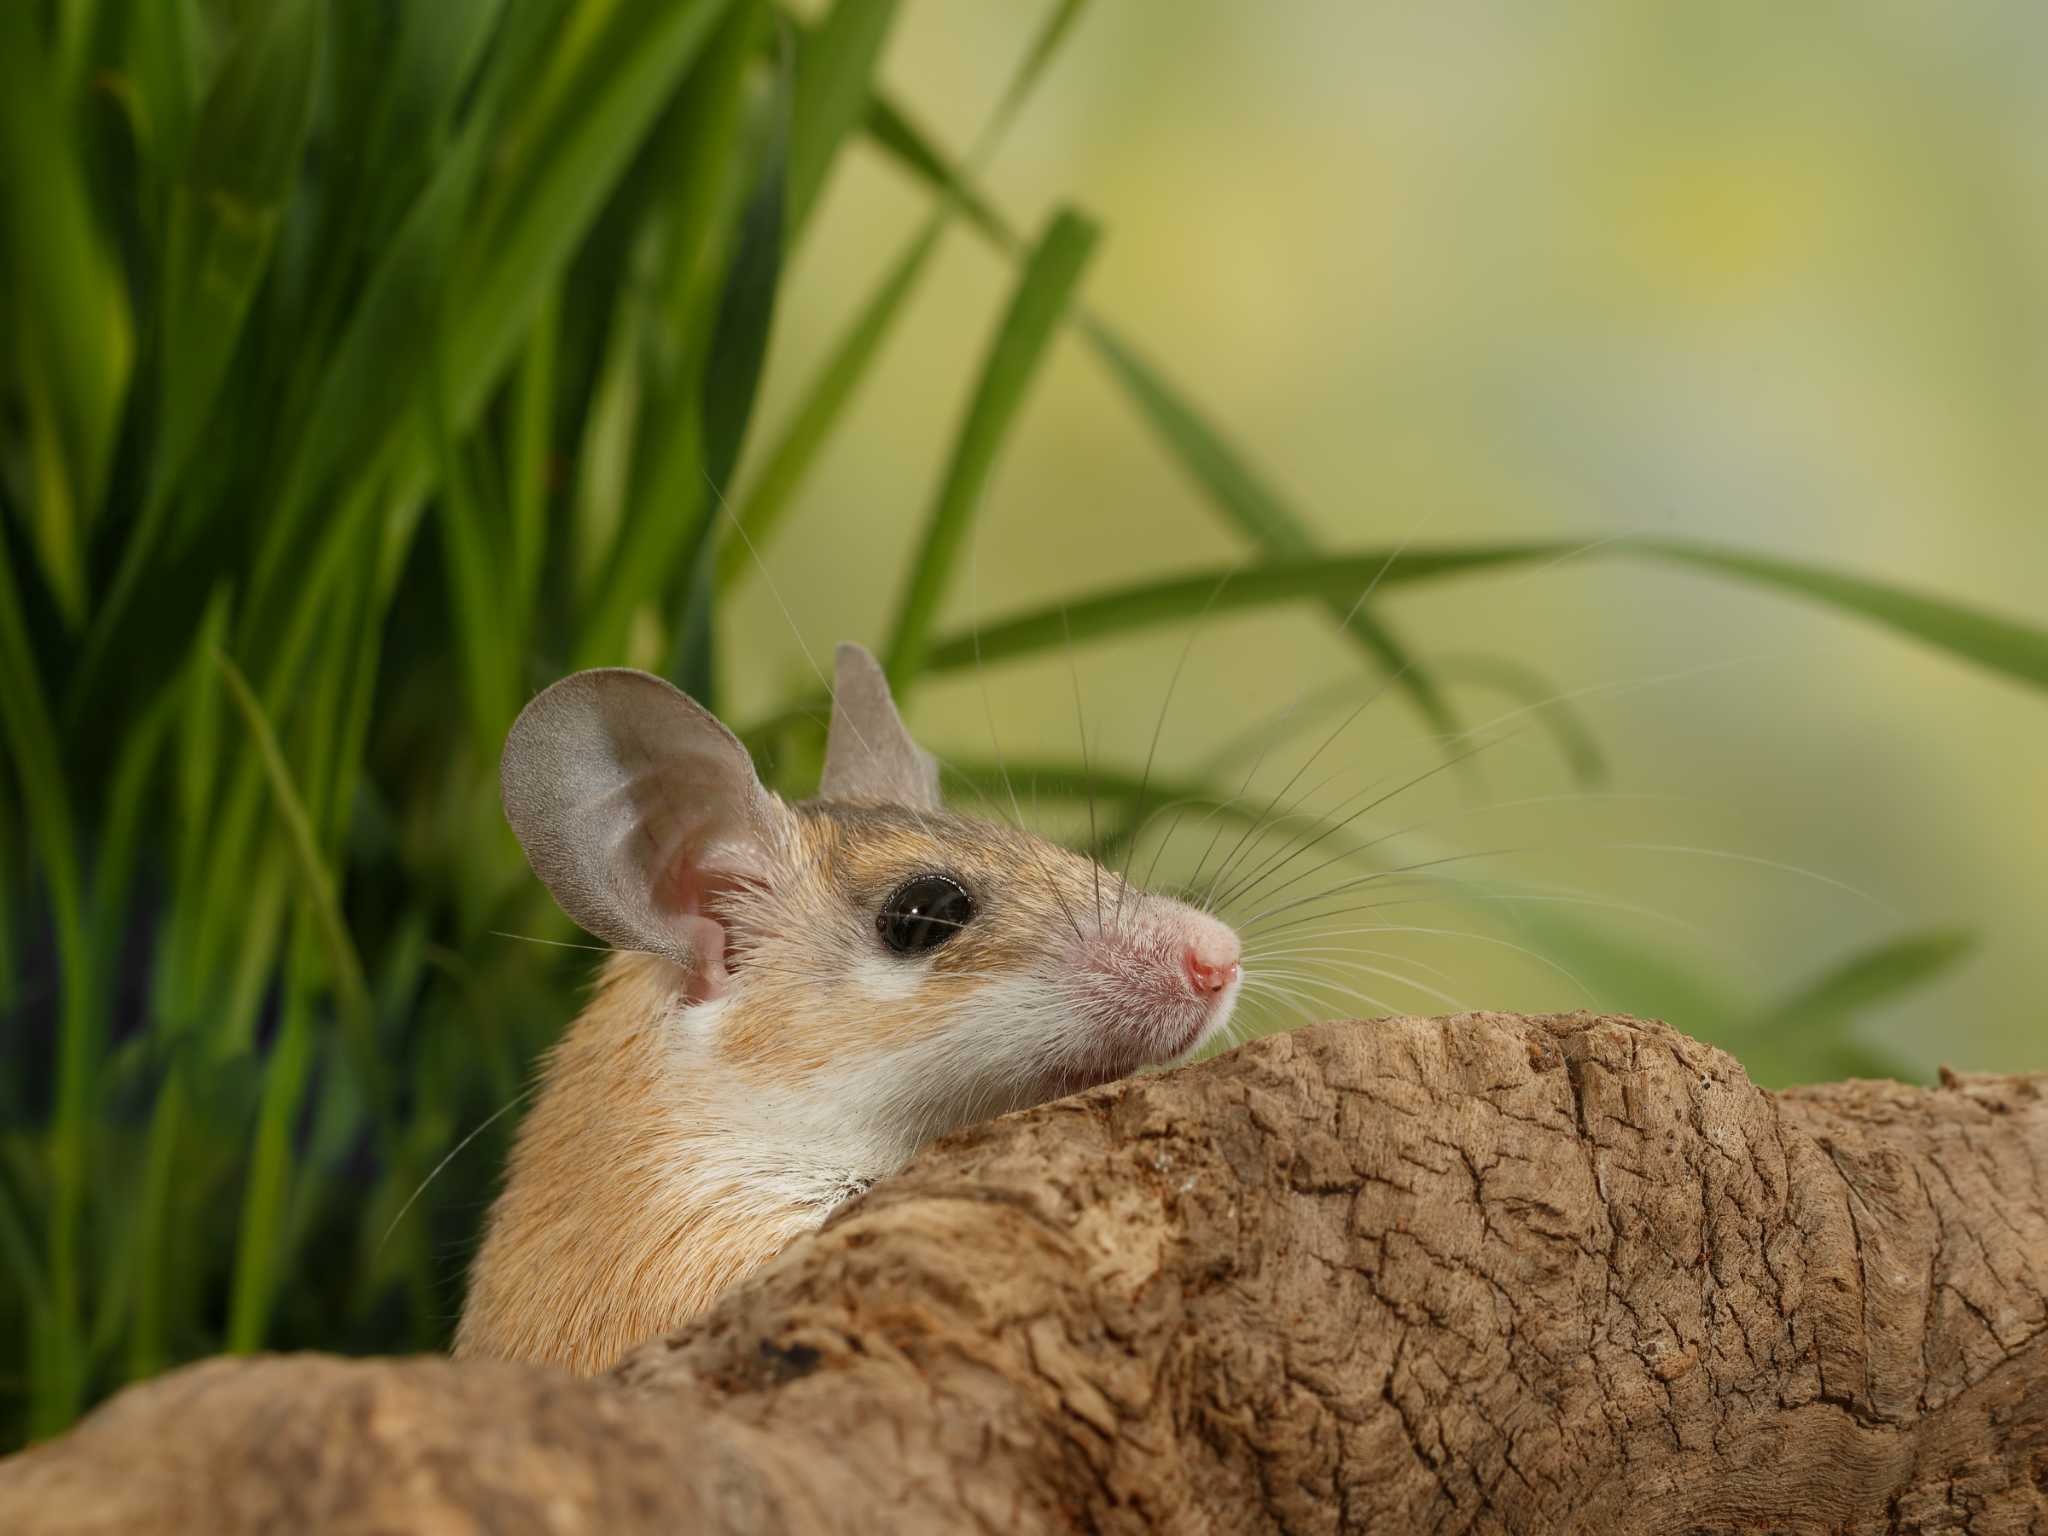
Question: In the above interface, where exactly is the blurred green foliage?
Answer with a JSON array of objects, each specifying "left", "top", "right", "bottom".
[{"left": 2, "top": 0, "right": 2043, "bottom": 1449}]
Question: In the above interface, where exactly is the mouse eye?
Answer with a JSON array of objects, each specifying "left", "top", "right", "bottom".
[{"left": 877, "top": 874, "right": 974, "bottom": 955}]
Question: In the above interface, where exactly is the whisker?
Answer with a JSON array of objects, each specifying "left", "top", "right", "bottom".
[
  {"left": 1601, "top": 843, "right": 1899, "bottom": 917},
  {"left": 1193, "top": 505, "right": 1450, "bottom": 904},
  {"left": 377, "top": 1090, "right": 531, "bottom": 1260},
  {"left": 490, "top": 930, "right": 648, "bottom": 957},
  {"left": 1237, "top": 846, "right": 1534, "bottom": 932},
  {"left": 1239, "top": 876, "right": 1715, "bottom": 946},
  {"left": 969, "top": 538, "right": 1087, "bottom": 944},
  {"left": 1215, "top": 772, "right": 1686, "bottom": 922},
  {"left": 1254, "top": 922, "right": 1598, "bottom": 1005},
  {"left": 1247, "top": 968, "right": 1412, "bottom": 1020},
  {"left": 1212, "top": 730, "right": 1525, "bottom": 915},
  {"left": 1063, "top": 607, "right": 1104, "bottom": 932},
  {"left": 1245, "top": 941, "right": 1458, "bottom": 983},
  {"left": 1118, "top": 565, "right": 1238, "bottom": 931}
]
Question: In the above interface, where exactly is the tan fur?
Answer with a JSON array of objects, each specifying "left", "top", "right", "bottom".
[
  {"left": 713, "top": 804, "right": 1105, "bottom": 1080},
  {"left": 459, "top": 799, "right": 1235, "bottom": 1374},
  {"left": 453, "top": 953, "right": 816, "bottom": 1372}
]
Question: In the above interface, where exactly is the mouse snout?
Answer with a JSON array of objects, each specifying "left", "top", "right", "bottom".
[
  {"left": 1184, "top": 945, "right": 1240, "bottom": 998},
  {"left": 1181, "top": 921, "right": 1242, "bottom": 1001}
]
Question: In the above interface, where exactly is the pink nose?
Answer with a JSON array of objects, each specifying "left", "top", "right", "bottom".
[{"left": 1185, "top": 948, "right": 1241, "bottom": 999}]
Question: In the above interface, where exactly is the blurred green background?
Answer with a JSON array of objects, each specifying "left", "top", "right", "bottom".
[{"left": 2, "top": 0, "right": 2043, "bottom": 1447}]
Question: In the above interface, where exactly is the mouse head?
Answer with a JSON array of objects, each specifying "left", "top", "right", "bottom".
[{"left": 501, "top": 644, "right": 1242, "bottom": 1163}]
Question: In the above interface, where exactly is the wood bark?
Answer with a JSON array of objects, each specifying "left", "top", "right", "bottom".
[{"left": 3, "top": 1012, "right": 2044, "bottom": 1534}]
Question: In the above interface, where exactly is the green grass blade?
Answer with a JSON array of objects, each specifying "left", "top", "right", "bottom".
[
  {"left": 118, "top": 0, "right": 206, "bottom": 178},
  {"left": 883, "top": 206, "right": 1099, "bottom": 688},
  {"left": 1636, "top": 538, "right": 2048, "bottom": 694},
  {"left": 1082, "top": 325, "right": 1459, "bottom": 738},
  {"left": 673, "top": 12, "right": 790, "bottom": 700},
  {"left": 864, "top": 93, "right": 1015, "bottom": 249},
  {"left": 225, "top": 946, "right": 317, "bottom": 1353},
  {"left": 509, "top": 293, "right": 559, "bottom": 633},
  {"left": 214, "top": 638, "right": 424, "bottom": 1341},
  {"left": 923, "top": 544, "right": 1561, "bottom": 674},
  {"left": 0, "top": 3, "right": 135, "bottom": 623},
  {"left": 449, "top": 0, "right": 738, "bottom": 431},
  {"left": 716, "top": 214, "right": 943, "bottom": 589},
  {"left": 1433, "top": 653, "right": 1608, "bottom": 785},
  {"left": 78, "top": 0, "right": 323, "bottom": 737},
  {"left": 209, "top": 647, "right": 375, "bottom": 1030},
  {"left": 0, "top": 782, "right": 15, "bottom": 1013},
  {"left": 1714, "top": 930, "right": 1970, "bottom": 1087},
  {"left": 124, "top": 1069, "right": 186, "bottom": 1382},
  {"left": 924, "top": 535, "right": 2048, "bottom": 700},
  {"left": 247, "top": 112, "right": 490, "bottom": 624},
  {"left": 701, "top": 28, "right": 790, "bottom": 501},
  {"left": 427, "top": 359, "right": 517, "bottom": 759},
  {"left": 722, "top": 0, "right": 1092, "bottom": 590},
  {"left": 350, "top": 0, "right": 508, "bottom": 235},
  {"left": 856, "top": 93, "right": 1462, "bottom": 738},
  {"left": 1095, "top": 339, "right": 1456, "bottom": 736},
  {"left": 786, "top": 0, "right": 900, "bottom": 236},
  {"left": 248, "top": 0, "right": 736, "bottom": 659},
  {"left": 983, "top": 0, "right": 1092, "bottom": 132},
  {"left": 1078, "top": 319, "right": 1309, "bottom": 555},
  {"left": 1757, "top": 929, "right": 1974, "bottom": 1036},
  {"left": 150, "top": 0, "right": 324, "bottom": 506},
  {"left": 0, "top": 1160, "right": 47, "bottom": 1328},
  {"left": 570, "top": 0, "right": 767, "bottom": 671},
  {"left": 0, "top": 523, "right": 95, "bottom": 1435}
]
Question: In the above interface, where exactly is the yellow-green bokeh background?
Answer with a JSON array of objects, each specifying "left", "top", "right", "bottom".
[{"left": 736, "top": 2, "right": 2045, "bottom": 1077}]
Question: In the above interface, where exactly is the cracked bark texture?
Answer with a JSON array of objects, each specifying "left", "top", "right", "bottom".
[{"left": 3, "top": 1012, "right": 2044, "bottom": 1534}]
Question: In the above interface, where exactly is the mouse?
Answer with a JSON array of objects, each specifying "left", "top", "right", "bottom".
[{"left": 454, "top": 642, "right": 1244, "bottom": 1373}]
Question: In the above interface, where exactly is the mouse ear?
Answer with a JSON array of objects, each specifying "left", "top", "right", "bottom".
[
  {"left": 819, "top": 642, "right": 942, "bottom": 811},
  {"left": 500, "top": 669, "right": 793, "bottom": 973}
]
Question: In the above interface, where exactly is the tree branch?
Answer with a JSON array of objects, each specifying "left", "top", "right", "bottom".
[{"left": 5, "top": 1013, "right": 2045, "bottom": 1533}]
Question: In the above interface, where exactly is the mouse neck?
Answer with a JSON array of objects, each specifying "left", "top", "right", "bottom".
[{"left": 456, "top": 952, "right": 879, "bottom": 1374}]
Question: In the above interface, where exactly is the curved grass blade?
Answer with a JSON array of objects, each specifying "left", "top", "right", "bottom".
[
  {"left": 883, "top": 206, "right": 1099, "bottom": 689},
  {"left": 857, "top": 93, "right": 1461, "bottom": 738},
  {"left": 864, "top": 93, "right": 1014, "bottom": 250},
  {"left": 86, "top": 0, "right": 325, "bottom": 696},
  {"left": 225, "top": 941, "right": 317, "bottom": 1353},
  {"left": 119, "top": 0, "right": 207, "bottom": 178},
  {"left": 1433, "top": 653, "right": 1608, "bottom": 785},
  {"left": 721, "top": 0, "right": 1093, "bottom": 591},
  {"left": 509, "top": 294, "right": 558, "bottom": 628},
  {"left": 209, "top": 647, "right": 375, "bottom": 1033},
  {"left": 0, "top": 2, "right": 135, "bottom": 624},
  {"left": 924, "top": 544, "right": 1560, "bottom": 673},
  {"left": 715, "top": 211, "right": 941, "bottom": 590},
  {"left": 927, "top": 536, "right": 2048, "bottom": 701},
  {"left": 151, "top": 0, "right": 324, "bottom": 507},
  {"left": 244, "top": 109, "right": 493, "bottom": 631},
  {"left": 247, "top": 0, "right": 738, "bottom": 658},
  {"left": 701, "top": 30, "right": 789, "bottom": 502},
  {"left": 1718, "top": 930, "right": 1972, "bottom": 1087},
  {"left": 1756, "top": 929, "right": 1974, "bottom": 1037},
  {"left": 564, "top": 0, "right": 765, "bottom": 671},
  {"left": 0, "top": 518, "right": 94, "bottom": 1434},
  {"left": 786, "top": 0, "right": 901, "bottom": 236},
  {"left": 1635, "top": 538, "right": 2048, "bottom": 694},
  {"left": 212, "top": 641, "right": 429, "bottom": 1345},
  {"left": 449, "top": 0, "right": 740, "bottom": 432},
  {"left": 0, "top": 1162, "right": 46, "bottom": 1323},
  {"left": 671, "top": 8, "right": 790, "bottom": 701}
]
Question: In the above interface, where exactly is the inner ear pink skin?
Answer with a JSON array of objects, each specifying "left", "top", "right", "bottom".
[
  {"left": 654, "top": 860, "right": 757, "bottom": 1004},
  {"left": 671, "top": 913, "right": 731, "bottom": 1003}
]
